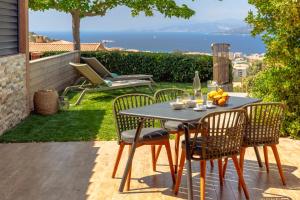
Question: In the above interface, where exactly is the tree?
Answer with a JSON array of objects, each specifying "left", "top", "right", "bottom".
[
  {"left": 245, "top": 0, "right": 300, "bottom": 137},
  {"left": 246, "top": 0, "right": 300, "bottom": 67},
  {"left": 29, "top": 0, "right": 195, "bottom": 50}
]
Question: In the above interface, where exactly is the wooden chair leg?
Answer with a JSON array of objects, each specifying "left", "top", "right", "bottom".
[
  {"left": 112, "top": 144, "right": 125, "bottom": 178},
  {"left": 222, "top": 158, "right": 228, "bottom": 178},
  {"left": 232, "top": 155, "right": 250, "bottom": 200},
  {"left": 239, "top": 147, "right": 246, "bottom": 189},
  {"left": 200, "top": 160, "right": 206, "bottom": 200},
  {"left": 218, "top": 159, "right": 223, "bottom": 186},
  {"left": 271, "top": 144, "right": 286, "bottom": 185},
  {"left": 174, "top": 150, "right": 186, "bottom": 194},
  {"left": 263, "top": 145, "right": 269, "bottom": 173},
  {"left": 174, "top": 132, "right": 181, "bottom": 174},
  {"left": 151, "top": 145, "right": 156, "bottom": 171},
  {"left": 165, "top": 141, "right": 176, "bottom": 184},
  {"left": 154, "top": 145, "right": 163, "bottom": 164},
  {"left": 126, "top": 145, "right": 132, "bottom": 191},
  {"left": 240, "top": 147, "right": 246, "bottom": 171}
]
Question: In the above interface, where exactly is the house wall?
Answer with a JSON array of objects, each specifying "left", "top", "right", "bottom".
[
  {"left": 29, "top": 51, "right": 80, "bottom": 109},
  {"left": 233, "top": 68, "right": 247, "bottom": 82},
  {"left": 0, "top": 54, "right": 28, "bottom": 135}
]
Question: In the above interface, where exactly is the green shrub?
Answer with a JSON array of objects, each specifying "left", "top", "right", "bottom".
[
  {"left": 246, "top": 66, "right": 300, "bottom": 138},
  {"left": 80, "top": 51, "right": 213, "bottom": 83}
]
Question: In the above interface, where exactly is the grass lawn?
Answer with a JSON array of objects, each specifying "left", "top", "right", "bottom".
[{"left": 0, "top": 82, "right": 206, "bottom": 143}]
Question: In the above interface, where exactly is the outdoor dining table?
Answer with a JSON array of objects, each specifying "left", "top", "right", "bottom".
[{"left": 118, "top": 96, "right": 261, "bottom": 199}]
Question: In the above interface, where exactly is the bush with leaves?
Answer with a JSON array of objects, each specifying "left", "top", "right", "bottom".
[
  {"left": 248, "top": 66, "right": 300, "bottom": 137},
  {"left": 245, "top": 0, "right": 300, "bottom": 138},
  {"left": 80, "top": 51, "right": 213, "bottom": 83}
]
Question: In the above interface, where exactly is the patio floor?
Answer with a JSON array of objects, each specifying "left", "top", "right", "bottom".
[{"left": 0, "top": 138, "right": 299, "bottom": 200}]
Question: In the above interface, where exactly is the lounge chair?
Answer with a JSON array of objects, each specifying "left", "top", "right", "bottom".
[
  {"left": 81, "top": 57, "right": 156, "bottom": 85},
  {"left": 62, "top": 62, "right": 154, "bottom": 105}
]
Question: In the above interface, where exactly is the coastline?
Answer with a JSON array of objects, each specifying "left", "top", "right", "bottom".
[{"left": 32, "top": 31, "right": 265, "bottom": 54}]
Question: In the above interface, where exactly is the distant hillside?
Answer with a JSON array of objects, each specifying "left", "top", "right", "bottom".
[
  {"left": 29, "top": 32, "right": 56, "bottom": 42},
  {"left": 150, "top": 19, "right": 251, "bottom": 34}
]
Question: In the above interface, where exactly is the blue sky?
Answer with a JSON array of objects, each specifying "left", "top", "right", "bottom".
[{"left": 29, "top": 0, "right": 255, "bottom": 32}]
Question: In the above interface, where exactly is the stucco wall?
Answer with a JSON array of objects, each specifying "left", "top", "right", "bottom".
[
  {"left": 0, "top": 54, "right": 28, "bottom": 135},
  {"left": 29, "top": 51, "right": 80, "bottom": 109}
]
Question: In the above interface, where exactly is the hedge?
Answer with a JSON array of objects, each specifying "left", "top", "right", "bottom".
[{"left": 78, "top": 51, "right": 213, "bottom": 83}]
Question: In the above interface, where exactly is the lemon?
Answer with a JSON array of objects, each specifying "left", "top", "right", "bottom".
[
  {"left": 222, "top": 92, "right": 229, "bottom": 97},
  {"left": 217, "top": 88, "right": 224, "bottom": 95},
  {"left": 208, "top": 91, "right": 218, "bottom": 98},
  {"left": 213, "top": 95, "right": 222, "bottom": 100}
]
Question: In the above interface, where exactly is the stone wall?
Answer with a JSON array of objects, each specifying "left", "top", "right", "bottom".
[{"left": 0, "top": 54, "right": 28, "bottom": 135}]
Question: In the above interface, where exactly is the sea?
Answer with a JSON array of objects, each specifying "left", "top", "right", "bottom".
[{"left": 37, "top": 31, "right": 265, "bottom": 54}]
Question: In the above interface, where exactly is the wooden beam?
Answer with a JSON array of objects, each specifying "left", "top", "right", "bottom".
[
  {"left": 19, "top": 0, "right": 28, "bottom": 54},
  {"left": 18, "top": 0, "right": 30, "bottom": 113}
]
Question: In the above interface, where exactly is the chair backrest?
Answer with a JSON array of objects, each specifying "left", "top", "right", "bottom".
[
  {"left": 191, "top": 109, "right": 247, "bottom": 160},
  {"left": 81, "top": 57, "right": 113, "bottom": 78},
  {"left": 113, "top": 94, "right": 155, "bottom": 142},
  {"left": 242, "top": 102, "right": 285, "bottom": 146},
  {"left": 154, "top": 88, "right": 187, "bottom": 103},
  {"left": 70, "top": 62, "right": 107, "bottom": 86}
]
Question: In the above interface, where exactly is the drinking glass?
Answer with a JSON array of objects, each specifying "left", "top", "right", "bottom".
[
  {"left": 182, "top": 93, "right": 191, "bottom": 104},
  {"left": 176, "top": 96, "right": 182, "bottom": 103},
  {"left": 206, "top": 95, "right": 213, "bottom": 106},
  {"left": 195, "top": 92, "right": 204, "bottom": 105},
  {"left": 207, "top": 80, "right": 218, "bottom": 93}
]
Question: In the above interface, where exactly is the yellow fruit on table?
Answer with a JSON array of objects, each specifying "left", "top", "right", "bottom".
[
  {"left": 208, "top": 91, "right": 218, "bottom": 99},
  {"left": 222, "top": 92, "right": 229, "bottom": 97},
  {"left": 217, "top": 88, "right": 224, "bottom": 95},
  {"left": 213, "top": 94, "right": 222, "bottom": 100},
  {"left": 218, "top": 98, "right": 226, "bottom": 106}
]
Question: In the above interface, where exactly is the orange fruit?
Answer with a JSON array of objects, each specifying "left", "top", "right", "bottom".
[
  {"left": 221, "top": 92, "right": 229, "bottom": 101},
  {"left": 218, "top": 98, "right": 226, "bottom": 106}
]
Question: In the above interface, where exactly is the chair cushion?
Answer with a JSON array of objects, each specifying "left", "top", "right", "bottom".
[
  {"left": 121, "top": 128, "right": 169, "bottom": 143},
  {"left": 164, "top": 120, "right": 198, "bottom": 131},
  {"left": 182, "top": 138, "right": 239, "bottom": 160}
]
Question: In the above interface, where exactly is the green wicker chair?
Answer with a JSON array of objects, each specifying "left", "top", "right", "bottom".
[
  {"left": 111, "top": 94, "right": 175, "bottom": 191},
  {"left": 174, "top": 109, "right": 250, "bottom": 200},
  {"left": 223, "top": 102, "right": 286, "bottom": 185},
  {"left": 154, "top": 88, "right": 214, "bottom": 173}
]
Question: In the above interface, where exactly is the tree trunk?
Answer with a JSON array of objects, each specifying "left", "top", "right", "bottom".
[{"left": 71, "top": 11, "right": 81, "bottom": 51}]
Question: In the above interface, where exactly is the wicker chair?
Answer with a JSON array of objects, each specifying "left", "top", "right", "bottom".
[
  {"left": 223, "top": 102, "right": 286, "bottom": 185},
  {"left": 111, "top": 94, "right": 175, "bottom": 190},
  {"left": 154, "top": 88, "right": 214, "bottom": 173},
  {"left": 174, "top": 109, "right": 250, "bottom": 200}
]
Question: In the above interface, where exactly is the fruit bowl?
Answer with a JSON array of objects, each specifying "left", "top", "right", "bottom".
[{"left": 208, "top": 88, "right": 230, "bottom": 106}]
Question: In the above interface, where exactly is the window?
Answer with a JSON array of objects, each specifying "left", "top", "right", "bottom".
[
  {"left": 238, "top": 70, "right": 243, "bottom": 77},
  {"left": 0, "top": 0, "right": 19, "bottom": 56}
]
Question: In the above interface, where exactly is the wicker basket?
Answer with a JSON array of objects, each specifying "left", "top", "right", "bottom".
[{"left": 34, "top": 90, "right": 59, "bottom": 115}]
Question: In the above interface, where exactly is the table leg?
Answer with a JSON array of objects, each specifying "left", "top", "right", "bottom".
[
  {"left": 118, "top": 118, "right": 144, "bottom": 192},
  {"left": 254, "top": 146, "right": 263, "bottom": 168},
  {"left": 183, "top": 123, "right": 193, "bottom": 200}
]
